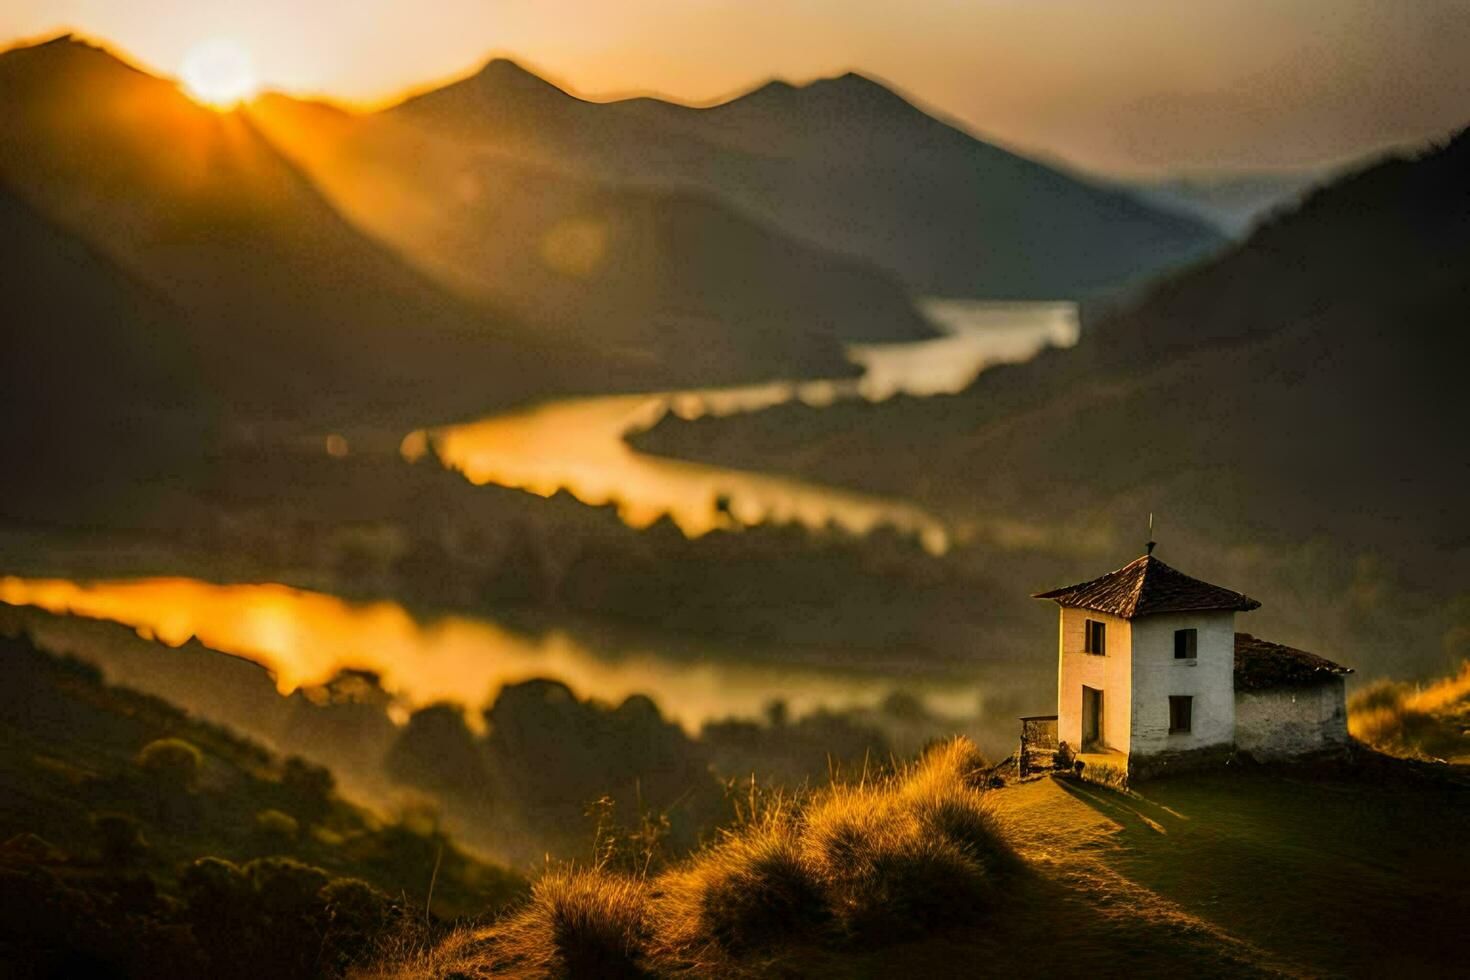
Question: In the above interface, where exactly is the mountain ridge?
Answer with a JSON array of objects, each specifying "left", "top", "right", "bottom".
[
  {"left": 0, "top": 36, "right": 928, "bottom": 434},
  {"left": 389, "top": 51, "right": 1225, "bottom": 299}
]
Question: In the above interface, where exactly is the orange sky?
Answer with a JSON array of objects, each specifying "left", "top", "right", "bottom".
[{"left": 4, "top": 0, "right": 1467, "bottom": 176}]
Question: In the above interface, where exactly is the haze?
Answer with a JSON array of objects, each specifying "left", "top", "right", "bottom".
[{"left": 5, "top": 0, "right": 1468, "bottom": 175}]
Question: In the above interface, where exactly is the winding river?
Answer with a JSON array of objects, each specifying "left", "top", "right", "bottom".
[
  {"left": 421, "top": 299, "right": 1078, "bottom": 553},
  {"left": 1, "top": 300, "right": 1076, "bottom": 739}
]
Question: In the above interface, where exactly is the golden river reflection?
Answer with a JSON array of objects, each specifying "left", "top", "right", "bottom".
[
  {"left": 0, "top": 576, "right": 985, "bottom": 730},
  {"left": 420, "top": 301, "right": 1078, "bottom": 552}
]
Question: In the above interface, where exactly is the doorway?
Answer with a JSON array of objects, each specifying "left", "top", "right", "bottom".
[{"left": 1082, "top": 686, "right": 1103, "bottom": 750}]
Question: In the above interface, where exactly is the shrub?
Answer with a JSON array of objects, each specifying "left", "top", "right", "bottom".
[
  {"left": 137, "top": 738, "right": 203, "bottom": 793},
  {"left": 90, "top": 811, "right": 149, "bottom": 865},
  {"left": 320, "top": 878, "right": 395, "bottom": 975},
  {"left": 256, "top": 808, "right": 301, "bottom": 844},
  {"left": 281, "top": 756, "right": 335, "bottom": 823},
  {"left": 247, "top": 856, "right": 332, "bottom": 914}
]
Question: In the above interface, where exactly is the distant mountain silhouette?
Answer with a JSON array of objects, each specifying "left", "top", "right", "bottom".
[
  {"left": 248, "top": 90, "right": 933, "bottom": 380},
  {"left": 635, "top": 128, "right": 1470, "bottom": 676},
  {"left": 391, "top": 59, "right": 1226, "bottom": 299},
  {"left": 0, "top": 36, "right": 573, "bottom": 430},
  {"left": 0, "top": 36, "right": 919, "bottom": 441}
]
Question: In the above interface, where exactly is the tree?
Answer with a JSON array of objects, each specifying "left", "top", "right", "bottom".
[
  {"left": 137, "top": 738, "right": 202, "bottom": 793},
  {"left": 91, "top": 812, "right": 149, "bottom": 865}
]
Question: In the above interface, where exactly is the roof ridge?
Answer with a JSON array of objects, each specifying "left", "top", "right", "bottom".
[{"left": 1033, "top": 552, "right": 1259, "bottom": 620}]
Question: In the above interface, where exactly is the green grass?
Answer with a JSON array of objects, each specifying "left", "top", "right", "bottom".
[{"left": 1055, "top": 761, "right": 1470, "bottom": 975}]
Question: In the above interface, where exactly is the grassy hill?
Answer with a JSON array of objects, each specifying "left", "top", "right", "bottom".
[
  {"left": 0, "top": 631, "right": 524, "bottom": 978},
  {"left": 1350, "top": 659, "right": 1470, "bottom": 763},
  {"left": 4, "top": 616, "right": 1465, "bottom": 977},
  {"left": 390, "top": 59, "right": 1225, "bottom": 300},
  {"left": 362, "top": 739, "right": 1470, "bottom": 978}
]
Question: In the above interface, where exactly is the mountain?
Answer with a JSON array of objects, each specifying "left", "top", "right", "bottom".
[
  {"left": 633, "top": 129, "right": 1470, "bottom": 678},
  {"left": 0, "top": 37, "right": 592, "bottom": 431},
  {"left": 0, "top": 36, "right": 919, "bottom": 454},
  {"left": 246, "top": 90, "right": 933, "bottom": 382},
  {"left": 389, "top": 60, "right": 1227, "bottom": 299},
  {"left": 0, "top": 178, "right": 223, "bottom": 520}
]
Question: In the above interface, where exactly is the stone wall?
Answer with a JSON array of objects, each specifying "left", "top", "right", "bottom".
[{"left": 1235, "top": 678, "right": 1348, "bottom": 761}]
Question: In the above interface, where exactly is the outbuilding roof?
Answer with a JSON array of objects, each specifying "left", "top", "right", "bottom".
[
  {"left": 1234, "top": 633, "right": 1353, "bottom": 691},
  {"left": 1031, "top": 554, "right": 1260, "bottom": 620}
]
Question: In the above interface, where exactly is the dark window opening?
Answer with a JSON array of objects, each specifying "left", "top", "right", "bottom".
[
  {"left": 1084, "top": 619, "right": 1106, "bottom": 655},
  {"left": 1174, "top": 628, "right": 1198, "bottom": 659},
  {"left": 1169, "top": 695, "right": 1193, "bottom": 734}
]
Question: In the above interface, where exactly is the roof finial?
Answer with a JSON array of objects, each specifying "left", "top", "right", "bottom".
[{"left": 1146, "top": 512, "right": 1156, "bottom": 556}]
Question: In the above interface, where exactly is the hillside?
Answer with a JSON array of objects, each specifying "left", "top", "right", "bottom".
[
  {"left": 0, "top": 181, "right": 222, "bottom": 522},
  {"left": 389, "top": 59, "right": 1226, "bottom": 300},
  {"left": 0, "top": 36, "right": 567, "bottom": 431},
  {"left": 633, "top": 129, "right": 1470, "bottom": 679},
  {"left": 0, "top": 631, "right": 525, "bottom": 979},
  {"left": 247, "top": 92, "right": 933, "bottom": 380},
  {"left": 363, "top": 740, "right": 1470, "bottom": 978},
  {"left": 0, "top": 35, "right": 918, "bottom": 448}
]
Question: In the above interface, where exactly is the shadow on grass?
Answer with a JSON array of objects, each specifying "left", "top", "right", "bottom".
[
  {"left": 1054, "top": 766, "right": 1470, "bottom": 977},
  {"left": 1055, "top": 778, "right": 1177, "bottom": 835}
]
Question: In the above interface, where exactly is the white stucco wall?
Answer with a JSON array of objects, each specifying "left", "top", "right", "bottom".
[
  {"left": 1128, "top": 611, "right": 1236, "bottom": 756},
  {"left": 1235, "top": 679, "right": 1348, "bottom": 760},
  {"left": 1056, "top": 607, "right": 1132, "bottom": 753}
]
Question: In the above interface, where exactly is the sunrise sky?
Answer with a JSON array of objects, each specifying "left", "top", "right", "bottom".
[{"left": 4, "top": 0, "right": 1467, "bottom": 176}]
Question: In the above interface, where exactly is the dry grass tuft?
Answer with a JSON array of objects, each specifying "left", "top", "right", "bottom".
[
  {"left": 360, "top": 738, "right": 1018, "bottom": 977},
  {"left": 361, "top": 871, "right": 652, "bottom": 979},
  {"left": 909, "top": 737, "right": 992, "bottom": 791},
  {"left": 493, "top": 869, "right": 652, "bottom": 978},
  {"left": 831, "top": 834, "right": 987, "bottom": 942},
  {"left": 662, "top": 827, "right": 828, "bottom": 954},
  {"left": 1349, "top": 661, "right": 1470, "bottom": 761},
  {"left": 905, "top": 782, "right": 1020, "bottom": 874}
]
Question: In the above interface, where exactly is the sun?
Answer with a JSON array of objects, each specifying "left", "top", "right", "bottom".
[{"left": 179, "top": 38, "right": 259, "bottom": 109}]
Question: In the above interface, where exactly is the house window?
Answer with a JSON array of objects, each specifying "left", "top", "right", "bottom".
[
  {"left": 1174, "top": 628, "right": 1198, "bottom": 660},
  {"left": 1169, "top": 695, "right": 1193, "bottom": 734},
  {"left": 1083, "top": 619, "right": 1106, "bottom": 655}
]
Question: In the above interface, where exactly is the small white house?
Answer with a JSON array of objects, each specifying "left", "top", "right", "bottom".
[{"left": 1030, "top": 551, "right": 1352, "bottom": 781}]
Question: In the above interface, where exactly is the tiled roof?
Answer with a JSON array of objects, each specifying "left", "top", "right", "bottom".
[
  {"left": 1234, "top": 633, "right": 1353, "bottom": 691},
  {"left": 1031, "top": 554, "right": 1260, "bottom": 619}
]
